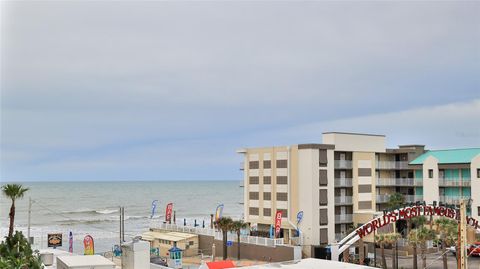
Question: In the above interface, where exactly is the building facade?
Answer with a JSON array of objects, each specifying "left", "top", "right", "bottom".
[{"left": 238, "top": 132, "right": 480, "bottom": 258}]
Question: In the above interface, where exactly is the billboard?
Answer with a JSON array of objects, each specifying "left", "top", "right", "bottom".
[{"left": 47, "top": 233, "right": 63, "bottom": 248}]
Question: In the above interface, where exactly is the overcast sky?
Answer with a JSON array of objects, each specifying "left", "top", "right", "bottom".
[{"left": 1, "top": 1, "right": 479, "bottom": 182}]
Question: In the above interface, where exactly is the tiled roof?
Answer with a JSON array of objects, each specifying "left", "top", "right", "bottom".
[{"left": 410, "top": 148, "right": 480, "bottom": 165}]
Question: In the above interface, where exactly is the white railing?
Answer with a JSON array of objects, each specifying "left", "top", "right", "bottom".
[
  {"left": 335, "top": 196, "right": 353, "bottom": 205},
  {"left": 415, "top": 180, "right": 423, "bottom": 186},
  {"left": 376, "top": 194, "right": 390, "bottom": 203},
  {"left": 335, "top": 214, "right": 353, "bottom": 224},
  {"left": 376, "top": 161, "right": 409, "bottom": 170},
  {"left": 334, "top": 160, "right": 352, "bottom": 169},
  {"left": 439, "top": 196, "right": 471, "bottom": 204},
  {"left": 438, "top": 179, "right": 471, "bottom": 187},
  {"left": 404, "top": 195, "right": 416, "bottom": 203},
  {"left": 152, "top": 223, "right": 284, "bottom": 247},
  {"left": 334, "top": 178, "right": 353, "bottom": 187},
  {"left": 376, "top": 178, "right": 415, "bottom": 186}
]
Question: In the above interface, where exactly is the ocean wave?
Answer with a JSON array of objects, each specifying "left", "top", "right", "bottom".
[
  {"left": 58, "top": 208, "right": 119, "bottom": 215},
  {"left": 95, "top": 209, "right": 118, "bottom": 215}
]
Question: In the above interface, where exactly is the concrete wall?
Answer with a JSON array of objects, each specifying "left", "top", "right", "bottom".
[
  {"left": 322, "top": 133, "right": 386, "bottom": 153},
  {"left": 422, "top": 156, "right": 439, "bottom": 205},
  {"left": 197, "top": 235, "right": 295, "bottom": 262},
  {"left": 471, "top": 155, "right": 480, "bottom": 217}
]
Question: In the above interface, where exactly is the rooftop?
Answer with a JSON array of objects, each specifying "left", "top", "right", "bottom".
[{"left": 410, "top": 148, "right": 480, "bottom": 165}]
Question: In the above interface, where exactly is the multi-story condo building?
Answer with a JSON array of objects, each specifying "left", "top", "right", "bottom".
[{"left": 237, "top": 132, "right": 480, "bottom": 258}]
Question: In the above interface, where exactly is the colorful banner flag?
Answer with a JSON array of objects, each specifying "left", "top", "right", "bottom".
[
  {"left": 83, "top": 235, "right": 94, "bottom": 255},
  {"left": 151, "top": 200, "right": 158, "bottom": 219},
  {"left": 165, "top": 203, "right": 173, "bottom": 223},
  {"left": 68, "top": 231, "right": 73, "bottom": 253},
  {"left": 274, "top": 210, "right": 283, "bottom": 238},
  {"left": 215, "top": 204, "right": 224, "bottom": 221}
]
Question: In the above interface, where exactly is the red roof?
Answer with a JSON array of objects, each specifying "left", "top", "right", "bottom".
[{"left": 206, "top": 260, "right": 236, "bottom": 269}]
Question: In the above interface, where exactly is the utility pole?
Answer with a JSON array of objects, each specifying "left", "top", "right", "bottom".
[
  {"left": 458, "top": 200, "right": 467, "bottom": 269},
  {"left": 27, "top": 197, "right": 32, "bottom": 244}
]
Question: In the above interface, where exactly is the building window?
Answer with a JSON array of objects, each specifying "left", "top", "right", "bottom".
[
  {"left": 320, "top": 228, "right": 328, "bottom": 244},
  {"left": 276, "top": 176, "right": 288, "bottom": 184},
  {"left": 319, "top": 150, "right": 328, "bottom": 167},
  {"left": 263, "top": 208, "right": 271, "bottom": 216},
  {"left": 249, "top": 192, "right": 259, "bottom": 200},
  {"left": 319, "top": 209, "right": 328, "bottom": 225},
  {"left": 249, "top": 207, "right": 259, "bottom": 215},
  {"left": 276, "top": 192, "right": 288, "bottom": 201},
  {"left": 428, "top": 169, "right": 434, "bottom": 178},
  {"left": 276, "top": 160, "right": 288, "bottom": 168},
  {"left": 319, "top": 189, "right": 328, "bottom": 205},
  {"left": 277, "top": 209, "right": 288, "bottom": 218},
  {"left": 477, "top": 169, "right": 480, "bottom": 178},
  {"left": 249, "top": 161, "right": 259, "bottom": 169},
  {"left": 263, "top": 160, "right": 271, "bottom": 169},
  {"left": 319, "top": 170, "right": 328, "bottom": 186},
  {"left": 249, "top": 176, "right": 259, "bottom": 184},
  {"left": 263, "top": 192, "right": 271, "bottom": 200},
  {"left": 263, "top": 176, "right": 271, "bottom": 184}
]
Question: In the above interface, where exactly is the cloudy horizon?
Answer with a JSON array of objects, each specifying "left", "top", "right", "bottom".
[{"left": 1, "top": 1, "right": 479, "bottom": 182}]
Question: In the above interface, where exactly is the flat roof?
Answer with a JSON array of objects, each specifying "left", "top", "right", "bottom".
[
  {"left": 322, "top": 131, "right": 385, "bottom": 137},
  {"left": 410, "top": 148, "right": 480, "bottom": 165},
  {"left": 241, "top": 258, "right": 375, "bottom": 269},
  {"left": 142, "top": 231, "right": 197, "bottom": 242},
  {"left": 56, "top": 255, "right": 115, "bottom": 266}
]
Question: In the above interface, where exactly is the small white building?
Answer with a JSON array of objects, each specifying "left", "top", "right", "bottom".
[{"left": 56, "top": 255, "right": 116, "bottom": 269}]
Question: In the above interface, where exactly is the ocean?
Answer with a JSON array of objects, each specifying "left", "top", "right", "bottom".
[{"left": 0, "top": 181, "right": 243, "bottom": 254}]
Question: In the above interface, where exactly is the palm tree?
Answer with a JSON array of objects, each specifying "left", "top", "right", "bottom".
[
  {"left": 435, "top": 218, "right": 458, "bottom": 269},
  {"left": 387, "top": 193, "right": 405, "bottom": 209},
  {"left": 2, "top": 184, "right": 29, "bottom": 237},
  {"left": 231, "top": 220, "right": 247, "bottom": 260},
  {"left": 215, "top": 217, "right": 233, "bottom": 260},
  {"left": 416, "top": 226, "right": 435, "bottom": 269},
  {"left": 384, "top": 233, "right": 401, "bottom": 269},
  {"left": 375, "top": 233, "right": 389, "bottom": 269},
  {"left": 408, "top": 229, "right": 420, "bottom": 269}
]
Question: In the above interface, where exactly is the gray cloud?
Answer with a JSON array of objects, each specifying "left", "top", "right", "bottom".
[{"left": 1, "top": 1, "right": 479, "bottom": 181}]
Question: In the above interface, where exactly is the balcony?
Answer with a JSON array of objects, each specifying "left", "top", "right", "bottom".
[
  {"left": 334, "top": 160, "right": 352, "bottom": 169},
  {"left": 415, "top": 179, "right": 423, "bottom": 186},
  {"left": 376, "top": 161, "right": 409, "bottom": 170},
  {"left": 439, "top": 179, "right": 471, "bottom": 187},
  {"left": 376, "top": 194, "right": 390, "bottom": 203},
  {"left": 376, "top": 178, "right": 414, "bottom": 186},
  {"left": 334, "top": 178, "right": 353, "bottom": 187},
  {"left": 335, "top": 214, "right": 353, "bottom": 224},
  {"left": 335, "top": 196, "right": 353, "bottom": 205},
  {"left": 439, "top": 196, "right": 470, "bottom": 204}
]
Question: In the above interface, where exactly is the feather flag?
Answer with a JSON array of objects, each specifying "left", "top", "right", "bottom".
[
  {"left": 68, "top": 231, "right": 73, "bottom": 253},
  {"left": 151, "top": 200, "right": 158, "bottom": 219},
  {"left": 215, "top": 204, "right": 224, "bottom": 221}
]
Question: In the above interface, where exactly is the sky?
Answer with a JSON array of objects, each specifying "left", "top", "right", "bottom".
[{"left": 1, "top": 1, "right": 479, "bottom": 182}]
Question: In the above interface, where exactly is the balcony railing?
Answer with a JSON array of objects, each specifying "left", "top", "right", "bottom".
[
  {"left": 439, "top": 179, "right": 471, "bottom": 187},
  {"left": 335, "top": 196, "right": 353, "bottom": 205},
  {"left": 439, "top": 196, "right": 471, "bottom": 204},
  {"left": 376, "top": 194, "right": 421, "bottom": 203},
  {"left": 334, "top": 178, "right": 353, "bottom": 187},
  {"left": 415, "top": 180, "right": 423, "bottom": 186},
  {"left": 335, "top": 214, "right": 353, "bottom": 224},
  {"left": 334, "top": 160, "right": 352, "bottom": 169},
  {"left": 376, "top": 161, "right": 409, "bottom": 170},
  {"left": 376, "top": 178, "right": 414, "bottom": 186}
]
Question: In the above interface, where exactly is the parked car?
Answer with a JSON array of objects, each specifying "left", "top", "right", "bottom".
[{"left": 468, "top": 242, "right": 480, "bottom": 257}]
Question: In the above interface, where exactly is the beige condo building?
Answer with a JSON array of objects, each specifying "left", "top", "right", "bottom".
[{"left": 238, "top": 132, "right": 480, "bottom": 258}]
